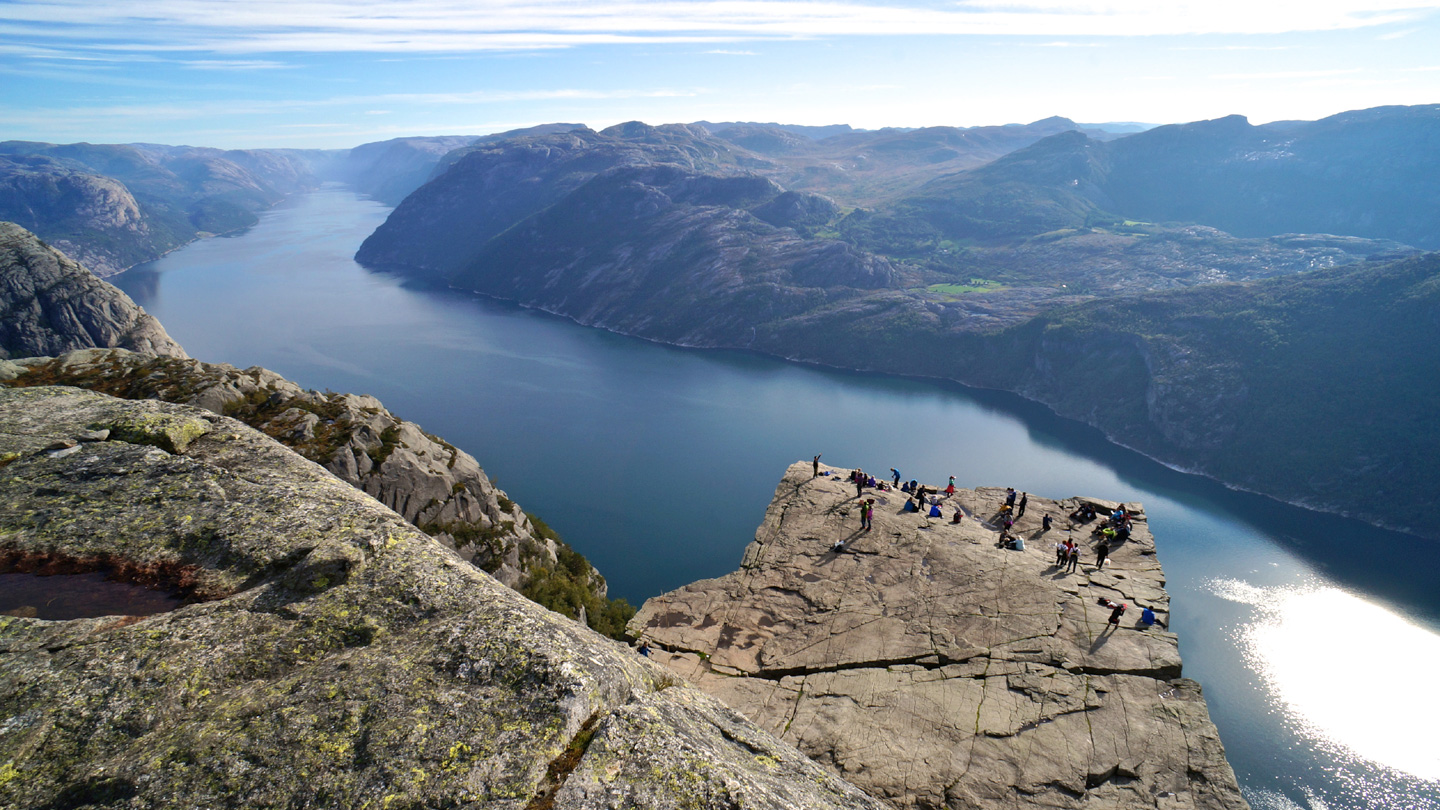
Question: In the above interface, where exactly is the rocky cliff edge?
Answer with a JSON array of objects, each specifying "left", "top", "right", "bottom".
[
  {"left": 0, "top": 222, "right": 186, "bottom": 360},
  {"left": 0, "top": 387, "right": 886, "bottom": 810},
  {"left": 631, "top": 462, "right": 1249, "bottom": 810}
]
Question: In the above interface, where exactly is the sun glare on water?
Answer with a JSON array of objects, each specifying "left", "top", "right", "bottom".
[{"left": 1210, "top": 578, "right": 1440, "bottom": 784}]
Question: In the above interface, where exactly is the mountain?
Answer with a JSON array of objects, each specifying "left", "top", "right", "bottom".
[
  {"left": 0, "top": 221, "right": 186, "bottom": 359},
  {"left": 356, "top": 124, "right": 766, "bottom": 281},
  {"left": 0, "top": 141, "right": 329, "bottom": 275},
  {"left": 0, "top": 385, "right": 887, "bottom": 810},
  {"left": 356, "top": 107, "right": 1439, "bottom": 537},
  {"left": 888, "top": 104, "right": 1440, "bottom": 248}
]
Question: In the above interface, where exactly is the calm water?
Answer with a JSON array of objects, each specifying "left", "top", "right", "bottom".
[{"left": 116, "top": 186, "right": 1440, "bottom": 809}]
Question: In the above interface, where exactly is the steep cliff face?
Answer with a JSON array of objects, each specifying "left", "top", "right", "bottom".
[
  {"left": 633, "top": 462, "right": 1250, "bottom": 810},
  {"left": 1, "top": 348, "right": 631, "bottom": 634},
  {"left": 0, "top": 222, "right": 186, "bottom": 359},
  {"left": 0, "top": 387, "right": 887, "bottom": 810},
  {"left": 356, "top": 126, "right": 757, "bottom": 280},
  {"left": 454, "top": 164, "right": 899, "bottom": 345},
  {"left": 0, "top": 155, "right": 168, "bottom": 276}
]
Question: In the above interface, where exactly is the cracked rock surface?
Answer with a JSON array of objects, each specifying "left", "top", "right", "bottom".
[
  {"left": 0, "top": 388, "right": 885, "bottom": 810},
  {"left": 631, "top": 462, "right": 1249, "bottom": 810}
]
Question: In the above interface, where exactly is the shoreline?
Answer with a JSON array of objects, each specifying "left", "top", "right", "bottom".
[{"left": 419, "top": 279, "right": 1426, "bottom": 544}]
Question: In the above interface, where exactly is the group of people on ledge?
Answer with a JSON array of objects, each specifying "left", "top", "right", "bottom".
[{"left": 820, "top": 461, "right": 1134, "bottom": 578}]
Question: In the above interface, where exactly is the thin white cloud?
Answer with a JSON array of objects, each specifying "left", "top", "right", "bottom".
[
  {"left": 4, "top": 0, "right": 1439, "bottom": 56},
  {"left": 706, "top": 49, "right": 759, "bottom": 55},
  {"left": 1025, "top": 40, "right": 1106, "bottom": 47},
  {"left": 1378, "top": 27, "right": 1416, "bottom": 38},
  {"left": 180, "top": 59, "right": 293, "bottom": 70},
  {"left": 1211, "top": 68, "right": 1364, "bottom": 80}
]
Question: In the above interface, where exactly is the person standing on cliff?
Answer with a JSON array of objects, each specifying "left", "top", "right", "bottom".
[
  {"left": 813, "top": 454, "right": 822, "bottom": 478},
  {"left": 1042, "top": 513, "right": 1053, "bottom": 533},
  {"left": 1067, "top": 542, "right": 1080, "bottom": 572},
  {"left": 860, "top": 499, "right": 874, "bottom": 532},
  {"left": 855, "top": 471, "right": 865, "bottom": 499},
  {"left": 891, "top": 468, "right": 901, "bottom": 487},
  {"left": 1095, "top": 538, "right": 1111, "bottom": 570},
  {"left": 1017, "top": 493, "right": 1028, "bottom": 518},
  {"left": 1005, "top": 488, "right": 1017, "bottom": 509}
]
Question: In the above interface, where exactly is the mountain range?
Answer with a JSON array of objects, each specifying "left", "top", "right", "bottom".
[{"left": 353, "top": 104, "right": 1440, "bottom": 537}]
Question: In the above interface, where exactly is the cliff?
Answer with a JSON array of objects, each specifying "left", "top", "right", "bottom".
[
  {"left": 0, "top": 222, "right": 186, "bottom": 360},
  {"left": 632, "top": 462, "right": 1249, "bottom": 810},
  {"left": 0, "top": 387, "right": 886, "bottom": 809},
  {"left": 1, "top": 348, "right": 630, "bottom": 636}
]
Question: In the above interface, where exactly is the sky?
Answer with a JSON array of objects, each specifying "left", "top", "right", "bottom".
[{"left": 2, "top": 0, "right": 1439, "bottom": 149}]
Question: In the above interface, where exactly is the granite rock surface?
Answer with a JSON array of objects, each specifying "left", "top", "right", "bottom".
[
  {"left": 632, "top": 462, "right": 1250, "bottom": 810},
  {"left": 0, "top": 222, "right": 186, "bottom": 360},
  {"left": 0, "top": 387, "right": 887, "bottom": 810},
  {"left": 0, "top": 348, "right": 599, "bottom": 601}
]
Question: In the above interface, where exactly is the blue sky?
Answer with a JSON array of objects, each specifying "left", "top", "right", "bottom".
[{"left": 3, "top": 0, "right": 1439, "bottom": 149}]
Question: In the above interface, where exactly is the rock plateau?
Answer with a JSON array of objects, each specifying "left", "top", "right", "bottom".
[{"left": 632, "top": 462, "right": 1249, "bottom": 810}]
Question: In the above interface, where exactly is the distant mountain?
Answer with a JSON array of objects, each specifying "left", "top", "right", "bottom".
[
  {"left": 690, "top": 121, "right": 861, "bottom": 141},
  {"left": 0, "top": 141, "right": 328, "bottom": 275},
  {"left": 885, "top": 104, "right": 1440, "bottom": 248},
  {"left": 974, "top": 251, "right": 1440, "bottom": 536},
  {"left": 357, "top": 123, "right": 769, "bottom": 280},
  {"left": 0, "top": 221, "right": 186, "bottom": 359},
  {"left": 357, "top": 107, "right": 1438, "bottom": 536}
]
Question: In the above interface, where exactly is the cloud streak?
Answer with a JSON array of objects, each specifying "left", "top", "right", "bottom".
[{"left": 5, "top": 0, "right": 1439, "bottom": 57}]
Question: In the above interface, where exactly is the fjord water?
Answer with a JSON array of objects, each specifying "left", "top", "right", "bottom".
[{"left": 117, "top": 186, "right": 1440, "bottom": 810}]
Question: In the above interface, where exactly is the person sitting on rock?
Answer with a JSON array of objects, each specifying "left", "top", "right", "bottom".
[
  {"left": 951, "top": 507, "right": 964, "bottom": 524},
  {"left": 928, "top": 502, "right": 943, "bottom": 518}
]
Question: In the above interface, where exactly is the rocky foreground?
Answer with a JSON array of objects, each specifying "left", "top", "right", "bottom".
[
  {"left": 632, "top": 463, "right": 1249, "bottom": 810},
  {"left": 0, "top": 387, "right": 885, "bottom": 809}
]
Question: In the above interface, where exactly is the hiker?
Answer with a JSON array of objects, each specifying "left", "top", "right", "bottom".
[
  {"left": 1017, "top": 493, "right": 1028, "bottom": 518},
  {"left": 855, "top": 471, "right": 865, "bottom": 498},
  {"left": 1108, "top": 601, "right": 1127, "bottom": 627},
  {"left": 891, "top": 468, "right": 901, "bottom": 487},
  {"left": 813, "top": 454, "right": 822, "bottom": 477},
  {"left": 864, "top": 499, "right": 875, "bottom": 531},
  {"left": 637, "top": 640, "right": 651, "bottom": 657},
  {"left": 1042, "top": 514, "right": 1053, "bottom": 532},
  {"left": 1055, "top": 540, "right": 1069, "bottom": 566},
  {"left": 1066, "top": 544, "right": 1080, "bottom": 572},
  {"left": 1095, "top": 538, "right": 1111, "bottom": 569},
  {"left": 928, "top": 501, "right": 942, "bottom": 518},
  {"left": 951, "top": 507, "right": 964, "bottom": 524},
  {"left": 1141, "top": 606, "right": 1157, "bottom": 627}
]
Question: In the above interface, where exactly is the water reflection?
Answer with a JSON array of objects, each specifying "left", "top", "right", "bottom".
[{"left": 1212, "top": 578, "right": 1440, "bottom": 802}]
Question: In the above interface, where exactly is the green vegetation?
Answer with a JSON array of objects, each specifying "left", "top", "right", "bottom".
[
  {"left": 521, "top": 512, "right": 636, "bottom": 639},
  {"left": 926, "top": 279, "right": 1002, "bottom": 295}
]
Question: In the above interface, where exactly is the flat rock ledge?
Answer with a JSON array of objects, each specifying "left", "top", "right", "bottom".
[
  {"left": 631, "top": 462, "right": 1250, "bottom": 810},
  {"left": 0, "top": 388, "right": 885, "bottom": 810}
]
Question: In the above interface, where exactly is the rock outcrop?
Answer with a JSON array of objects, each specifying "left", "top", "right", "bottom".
[
  {"left": 632, "top": 462, "right": 1249, "bottom": 810},
  {"left": 0, "top": 222, "right": 186, "bottom": 360},
  {"left": 0, "top": 348, "right": 625, "bottom": 633},
  {"left": 0, "top": 387, "right": 888, "bottom": 810}
]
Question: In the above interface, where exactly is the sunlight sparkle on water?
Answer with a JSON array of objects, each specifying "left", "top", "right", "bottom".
[{"left": 1211, "top": 578, "right": 1440, "bottom": 784}]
